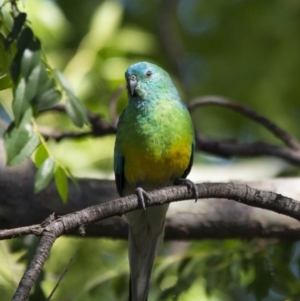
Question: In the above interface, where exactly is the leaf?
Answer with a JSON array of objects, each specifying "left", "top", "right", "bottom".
[
  {"left": 0, "top": 75, "right": 12, "bottom": 91},
  {"left": 17, "top": 28, "right": 39, "bottom": 54},
  {"left": 0, "top": 34, "right": 9, "bottom": 75},
  {"left": 34, "top": 157, "right": 55, "bottom": 194},
  {"left": 65, "top": 93, "right": 89, "bottom": 128},
  {"left": 33, "top": 144, "right": 49, "bottom": 168},
  {"left": 55, "top": 166, "right": 69, "bottom": 203},
  {"left": 10, "top": 27, "right": 39, "bottom": 83},
  {"left": 54, "top": 70, "right": 89, "bottom": 127},
  {"left": 12, "top": 78, "right": 29, "bottom": 125},
  {"left": 36, "top": 78, "right": 55, "bottom": 96},
  {"left": 10, "top": 29, "right": 33, "bottom": 83},
  {"left": 35, "top": 88, "right": 62, "bottom": 111},
  {"left": 21, "top": 48, "right": 41, "bottom": 78},
  {"left": 4, "top": 108, "right": 40, "bottom": 165},
  {"left": 5, "top": 13, "right": 27, "bottom": 49},
  {"left": 24, "top": 63, "right": 44, "bottom": 103},
  {"left": 8, "top": 130, "right": 40, "bottom": 165},
  {"left": 64, "top": 166, "right": 79, "bottom": 190},
  {"left": 55, "top": 70, "right": 74, "bottom": 92}
]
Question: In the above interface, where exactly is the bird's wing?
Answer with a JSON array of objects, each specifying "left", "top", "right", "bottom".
[
  {"left": 114, "top": 151, "right": 125, "bottom": 196},
  {"left": 114, "top": 111, "right": 126, "bottom": 196}
]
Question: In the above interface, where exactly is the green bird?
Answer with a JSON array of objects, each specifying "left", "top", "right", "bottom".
[{"left": 114, "top": 62, "right": 196, "bottom": 301}]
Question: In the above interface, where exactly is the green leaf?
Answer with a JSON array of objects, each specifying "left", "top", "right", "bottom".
[
  {"left": 10, "top": 27, "right": 34, "bottom": 83},
  {"left": 24, "top": 63, "right": 44, "bottom": 103},
  {"left": 54, "top": 70, "right": 89, "bottom": 127},
  {"left": 4, "top": 108, "right": 41, "bottom": 165},
  {"left": 5, "top": 13, "right": 27, "bottom": 49},
  {"left": 12, "top": 78, "right": 29, "bottom": 125},
  {"left": 33, "top": 144, "right": 49, "bottom": 168},
  {"left": 36, "top": 78, "right": 55, "bottom": 96},
  {"left": 35, "top": 88, "right": 62, "bottom": 111},
  {"left": 34, "top": 157, "right": 55, "bottom": 194},
  {"left": 65, "top": 93, "right": 89, "bottom": 128},
  {"left": 0, "top": 75, "right": 12, "bottom": 91},
  {"left": 21, "top": 48, "right": 41, "bottom": 78},
  {"left": 55, "top": 166, "right": 69, "bottom": 203},
  {"left": 0, "top": 34, "right": 9, "bottom": 75},
  {"left": 64, "top": 166, "right": 79, "bottom": 190},
  {"left": 54, "top": 70, "right": 74, "bottom": 92},
  {"left": 17, "top": 28, "right": 39, "bottom": 53}
]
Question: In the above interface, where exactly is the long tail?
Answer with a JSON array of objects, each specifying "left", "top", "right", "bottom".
[{"left": 126, "top": 204, "right": 169, "bottom": 301}]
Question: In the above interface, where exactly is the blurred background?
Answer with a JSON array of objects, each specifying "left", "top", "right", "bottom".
[{"left": 1, "top": 0, "right": 300, "bottom": 300}]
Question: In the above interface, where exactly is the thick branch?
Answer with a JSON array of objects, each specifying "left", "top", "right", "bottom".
[
  {"left": 11, "top": 182, "right": 300, "bottom": 300},
  {"left": 12, "top": 230, "right": 56, "bottom": 301}
]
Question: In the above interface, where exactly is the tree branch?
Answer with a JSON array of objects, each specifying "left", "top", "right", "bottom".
[
  {"left": 188, "top": 95, "right": 300, "bottom": 150},
  {"left": 40, "top": 104, "right": 116, "bottom": 142},
  {"left": 0, "top": 144, "right": 300, "bottom": 241},
  {"left": 196, "top": 134, "right": 300, "bottom": 166},
  {"left": 10, "top": 182, "right": 300, "bottom": 300},
  {"left": 38, "top": 95, "right": 300, "bottom": 167}
]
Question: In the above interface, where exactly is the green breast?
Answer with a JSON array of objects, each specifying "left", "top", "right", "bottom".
[{"left": 117, "top": 99, "right": 194, "bottom": 185}]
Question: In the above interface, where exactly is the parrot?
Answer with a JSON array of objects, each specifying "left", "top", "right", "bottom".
[{"left": 114, "top": 61, "right": 196, "bottom": 301}]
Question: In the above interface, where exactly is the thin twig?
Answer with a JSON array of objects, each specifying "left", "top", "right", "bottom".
[
  {"left": 45, "top": 252, "right": 78, "bottom": 301},
  {"left": 0, "top": 224, "right": 42, "bottom": 239},
  {"left": 0, "top": 213, "right": 56, "bottom": 240},
  {"left": 188, "top": 95, "right": 300, "bottom": 150},
  {"left": 40, "top": 104, "right": 116, "bottom": 142},
  {"left": 196, "top": 134, "right": 300, "bottom": 166},
  {"left": 42, "top": 130, "right": 94, "bottom": 142}
]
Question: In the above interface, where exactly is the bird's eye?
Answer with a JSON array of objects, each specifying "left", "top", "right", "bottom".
[{"left": 145, "top": 70, "right": 152, "bottom": 78}]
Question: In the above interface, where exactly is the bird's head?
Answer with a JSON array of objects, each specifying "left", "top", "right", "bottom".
[{"left": 125, "top": 62, "right": 179, "bottom": 101}]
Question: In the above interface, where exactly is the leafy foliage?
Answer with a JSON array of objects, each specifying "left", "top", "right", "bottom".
[
  {"left": 0, "top": 5, "right": 89, "bottom": 201},
  {"left": 152, "top": 240, "right": 300, "bottom": 301},
  {"left": 4, "top": 107, "right": 40, "bottom": 165}
]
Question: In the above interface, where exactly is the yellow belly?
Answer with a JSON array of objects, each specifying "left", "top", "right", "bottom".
[{"left": 124, "top": 142, "right": 191, "bottom": 186}]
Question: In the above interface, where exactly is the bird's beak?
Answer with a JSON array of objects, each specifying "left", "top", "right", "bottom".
[{"left": 128, "top": 76, "right": 138, "bottom": 96}]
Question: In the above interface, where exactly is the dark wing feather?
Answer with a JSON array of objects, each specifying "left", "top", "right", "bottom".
[
  {"left": 114, "top": 155, "right": 125, "bottom": 196},
  {"left": 114, "top": 110, "right": 126, "bottom": 196}
]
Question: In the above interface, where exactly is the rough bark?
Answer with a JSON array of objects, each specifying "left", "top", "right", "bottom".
[{"left": 9, "top": 180, "right": 300, "bottom": 300}]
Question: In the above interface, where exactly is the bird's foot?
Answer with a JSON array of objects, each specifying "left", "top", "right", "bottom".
[
  {"left": 135, "top": 187, "right": 151, "bottom": 210},
  {"left": 174, "top": 178, "right": 198, "bottom": 202}
]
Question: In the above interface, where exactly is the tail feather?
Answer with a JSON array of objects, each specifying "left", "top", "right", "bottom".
[
  {"left": 129, "top": 277, "right": 147, "bottom": 301},
  {"left": 126, "top": 204, "right": 169, "bottom": 301},
  {"left": 128, "top": 228, "right": 157, "bottom": 301}
]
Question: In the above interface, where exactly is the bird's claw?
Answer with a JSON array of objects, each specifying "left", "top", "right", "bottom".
[
  {"left": 174, "top": 178, "right": 198, "bottom": 202},
  {"left": 135, "top": 187, "right": 151, "bottom": 210}
]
